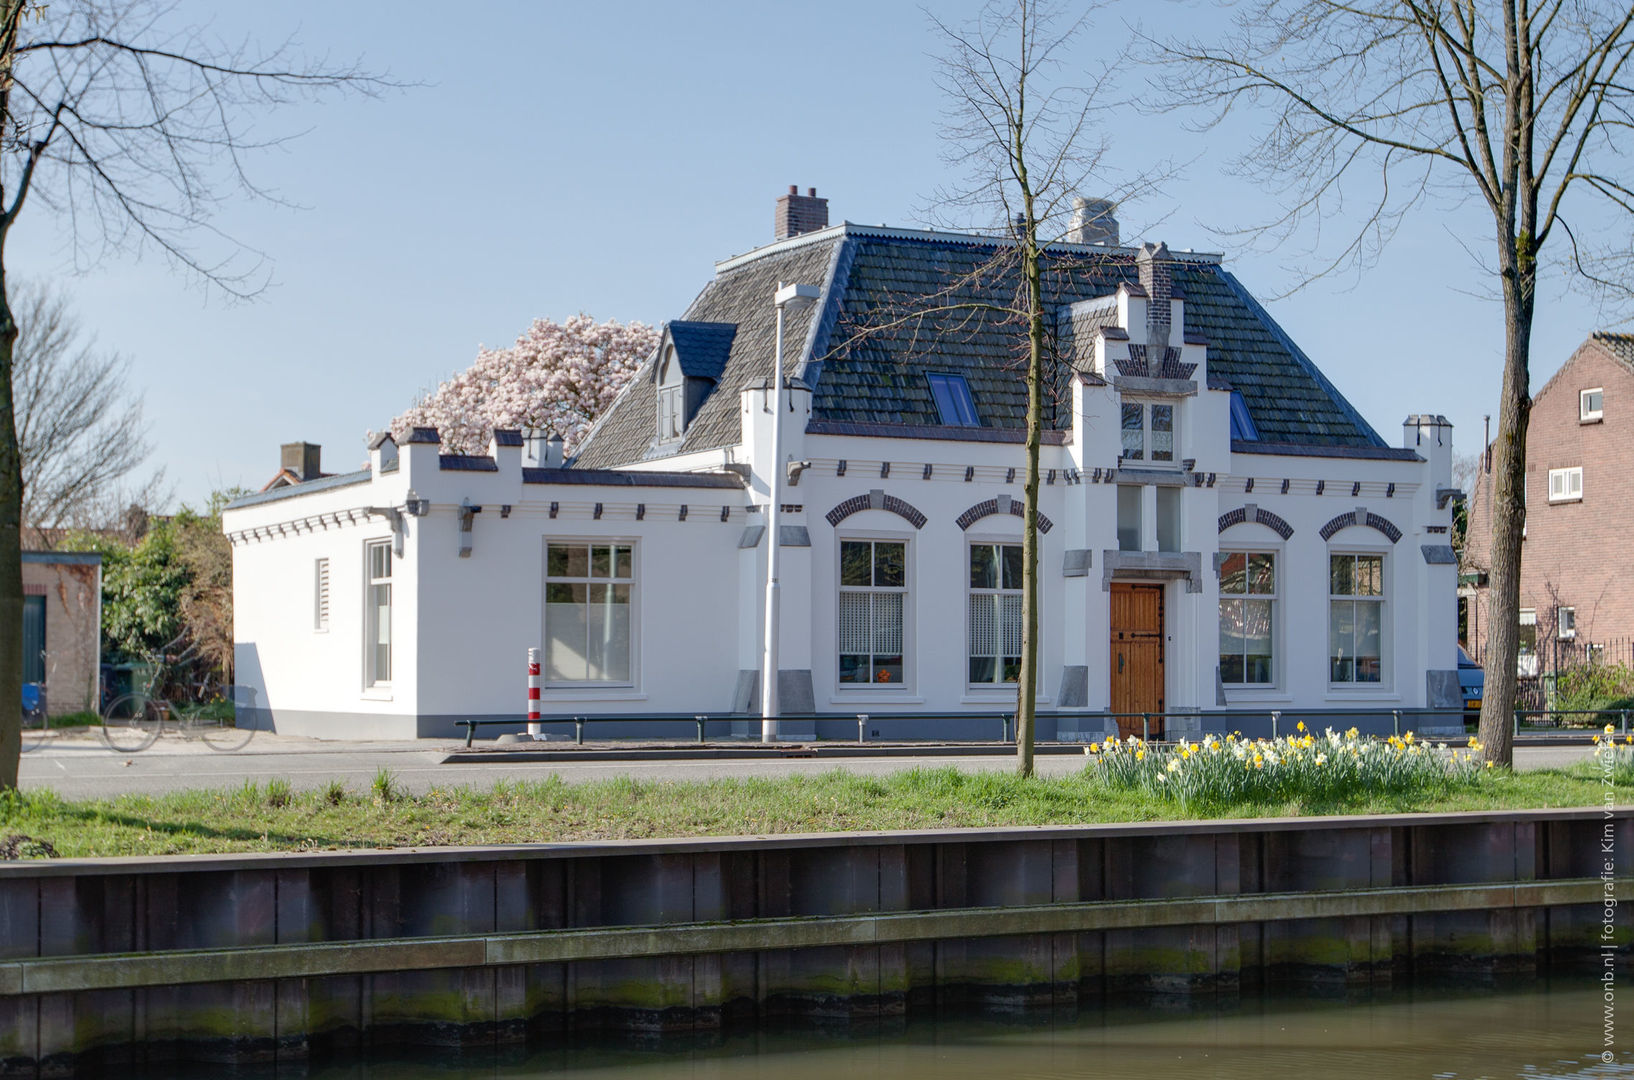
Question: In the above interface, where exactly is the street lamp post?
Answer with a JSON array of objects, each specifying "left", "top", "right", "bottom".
[{"left": 763, "top": 281, "right": 820, "bottom": 743}]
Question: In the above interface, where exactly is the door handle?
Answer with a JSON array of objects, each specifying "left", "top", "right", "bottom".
[{"left": 1118, "top": 652, "right": 1124, "bottom": 674}]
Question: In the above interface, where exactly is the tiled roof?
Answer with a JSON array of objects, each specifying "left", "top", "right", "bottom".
[
  {"left": 573, "top": 225, "right": 1385, "bottom": 468},
  {"left": 1593, "top": 331, "right": 1634, "bottom": 369},
  {"left": 666, "top": 321, "right": 738, "bottom": 381}
]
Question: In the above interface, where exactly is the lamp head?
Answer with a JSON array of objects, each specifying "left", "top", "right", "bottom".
[{"left": 774, "top": 282, "right": 820, "bottom": 310}]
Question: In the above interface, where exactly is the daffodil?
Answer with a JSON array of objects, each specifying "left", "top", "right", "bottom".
[
  {"left": 1297, "top": 720, "right": 1306, "bottom": 732},
  {"left": 1135, "top": 749, "right": 1146, "bottom": 761},
  {"left": 1606, "top": 723, "right": 1617, "bottom": 735},
  {"left": 1167, "top": 759, "right": 1180, "bottom": 772}
]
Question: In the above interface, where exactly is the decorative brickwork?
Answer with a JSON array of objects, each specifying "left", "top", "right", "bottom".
[
  {"left": 1319, "top": 510, "right": 1400, "bottom": 543},
  {"left": 1218, "top": 505, "right": 1295, "bottom": 540},
  {"left": 953, "top": 498, "right": 1054, "bottom": 534},
  {"left": 825, "top": 493, "right": 927, "bottom": 529}
]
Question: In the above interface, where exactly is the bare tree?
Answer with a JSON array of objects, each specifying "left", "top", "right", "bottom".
[
  {"left": 12, "top": 279, "right": 159, "bottom": 538},
  {"left": 0, "top": 0, "right": 390, "bottom": 789},
  {"left": 929, "top": 0, "right": 1166, "bottom": 775},
  {"left": 1153, "top": 0, "right": 1634, "bottom": 766}
]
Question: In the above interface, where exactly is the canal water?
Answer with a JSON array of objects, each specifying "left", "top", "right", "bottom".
[{"left": 310, "top": 981, "right": 1629, "bottom": 1079}]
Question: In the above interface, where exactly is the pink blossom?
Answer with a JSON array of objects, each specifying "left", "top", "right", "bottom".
[{"left": 387, "top": 315, "right": 656, "bottom": 455}]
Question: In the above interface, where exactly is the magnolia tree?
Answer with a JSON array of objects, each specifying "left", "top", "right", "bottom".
[{"left": 390, "top": 315, "right": 657, "bottom": 455}]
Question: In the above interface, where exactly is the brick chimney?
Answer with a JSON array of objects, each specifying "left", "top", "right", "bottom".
[
  {"left": 280, "top": 441, "right": 323, "bottom": 481},
  {"left": 1136, "top": 242, "right": 1174, "bottom": 348},
  {"left": 1068, "top": 196, "right": 1119, "bottom": 246},
  {"left": 774, "top": 185, "right": 828, "bottom": 240}
]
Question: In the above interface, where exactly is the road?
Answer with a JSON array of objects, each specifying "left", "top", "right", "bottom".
[{"left": 16, "top": 730, "right": 1600, "bottom": 799}]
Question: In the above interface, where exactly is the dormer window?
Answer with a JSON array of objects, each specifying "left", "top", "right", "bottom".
[
  {"left": 1120, "top": 401, "right": 1175, "bottom": 464},
  {"left": 657, "top": 346, "right": 684, "bottom": 443},
  {"left": 928, "top": 372, "right": 980, "bottom": 426}
]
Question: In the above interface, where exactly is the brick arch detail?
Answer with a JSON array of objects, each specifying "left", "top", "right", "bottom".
[
  {"left": 1217, "top": 505, "right": 1294, "bottom": 540},
  {"left": 954, "top": 497, "right": 1054, "bottom": 534},
  {"left": 1319, "top": 509, "right": 1402, "bottom": 544},
  {"left": 825, "top": 491, "right": 928, "bottom": 530}
]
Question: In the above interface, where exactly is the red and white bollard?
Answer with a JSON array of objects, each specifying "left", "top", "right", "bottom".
[{"left": 527, "top": 647, "right": 542, "bottom": 740}]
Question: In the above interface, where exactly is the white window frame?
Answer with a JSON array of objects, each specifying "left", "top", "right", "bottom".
[
  {"left": 1119, "top": 399, "right": 1179, "bottom": 467},
  {"left": 966, "top": 540, "right": 1024, "bottom": 688},
  {"left": 1518, "top": 608, "right": 1539, "bottom": 676},
  {"left": 1218, "top": 548, "right": 1278, "bottom": 689},
  {"left": 542, "top": 539, "right": 639, "bottom": 688},
  {"left": 836, "top": 534, "right": 912, "bottom": 691},
  {"left": 1548, "top": 466, "right": 1583, "bottom": 503},
  {"left": 314, "top": 557, "right": 330, "bottom": 633},
  {"left": 1581, "top": 387, "right": 1604, "bottom": 423},
  {"left": 657, "top": 384, "right": 684, "bottom": 442},
  {"left": 364, "top": 540, "right": 392, "bottom": 689},
  {"left": 1328, "top": 550, "right": 1388, "bottom": 688},
  {"left": 1558, "top": 606, "right": 1577, "bottom": 640}
]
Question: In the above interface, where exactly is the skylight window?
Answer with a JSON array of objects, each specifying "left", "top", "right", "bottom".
[
  {"left": 928, "top": 373, "right": 980, "bottom": 426},
  {"left": 1229, "top": 391, "right": 1260, "bottom": 441}
]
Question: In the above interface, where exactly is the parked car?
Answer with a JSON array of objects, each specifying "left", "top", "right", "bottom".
[{"left": 1458, "top": 645, "right": 1485, "bottom": 721}]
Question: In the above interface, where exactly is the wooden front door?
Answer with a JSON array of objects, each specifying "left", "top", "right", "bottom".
[{"left": 1109, "top": 583, "right": 1164, "bottom": 739}]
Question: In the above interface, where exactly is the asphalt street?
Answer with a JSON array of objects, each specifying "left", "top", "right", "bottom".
[{"left": 17, "top": 730, "right": 1600, "bottom": 799}]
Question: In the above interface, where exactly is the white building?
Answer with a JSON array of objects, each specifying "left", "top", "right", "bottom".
[{"left": 223, "top": 193, "right": 1462, "bottom": 741}]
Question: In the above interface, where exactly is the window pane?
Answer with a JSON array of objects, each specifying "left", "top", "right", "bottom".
[
  {"left": 560, "top": 544, "right": 591, "bottom": 579},
  {"left": 587, "top": 588, "right": 631, "bottom": 682},
  {"left": 1150, "top": 404, "right": 1174, "bottom": 462},
  {"left": 1220, "top": 653, "right": 1245, "bottom": 684},
  {"left": 1001, "top": 544, "right": 1023, "bottom": 590},
  {"left": 874, "top": 656, "right": 904, "bottom": 684},
  {"left": 1244, "top": 599, "right": 1273, "bottom": 683},
  {"left": 874, "top": 542, "right": 906, "bottom": 588},
  {"left": 969, "top": 656, "right": 996, "bottom": 683},
  {"left": 1330, "top": 555, "right": 1353, "bottom": 596},
  {"left": 839, "top": 655, "right": 869, "bottom": 683},
  {"left": 1001, "top": 593, "right": 1022, "bottom": 656},
  {"left": 370, "top": 544, "right": 390, "bottom": 580},
  {"left": 1219, "top": 599, "right": 1245, "bottom": 673},
  {"left": 838, "top": 592, "right": 872, "bottom": 654},
  {"left": 590, "top": 545, "right": 611, "bottom": 578},
  {"left": 547, "top": 544, "right": 571, "bottom": 577},
  {"left": 1355, "top": 601, "right": 1382, "bottom": 682},
  {"left": 1220, "top": 552, "right": 1247, "bottom": 595},
  {"left": 872, "top": 592, "right": 904, "bottom": 655},
  {"left": 1156, "top": 486, "right": 1180, "bottom": 552},
  {"left": 1356, "top": 555, "right": 1383, "bottom": 596},
  {"left": 546, "top": 588, "right": 589, "bottom": 682},
  {"left": 1121, "top": 403, "right": 1144, "bottom": 460},
  {"left": 1117, "top": 486, "right": 1141, "bottom": 552},
  {"left": 969, "top": 594, "right": 996, "bottom": 662},
  {"left": 1001, "top": 656, "right": 1021, "bottom": 683},
  {"left": 840, "top": 542, "right": 872, "bottom": 587},
  {"left": 1248, "top": 553, "right": 1275, "bottom": 595},
  {"left": 614, "top": 545, "right": 633, "bottom": 579},
  {"left": 1330, "top": 601, "right": 1355, "bottom": 682},
  {"left": 970, "top": 545, "right": 997, "bottom": 590}
]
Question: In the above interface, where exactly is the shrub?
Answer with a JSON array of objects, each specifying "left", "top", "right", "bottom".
[
  {"left": 321, "top": 779, "right": 348, "bottom": 807},
  {"left": 371, "top": 768, "right": 401, "bottom": 805},
  {"left": 265, "top": 778, "right": 291, "bottom": 809},
  {"left": 1554, "top": 661, "right": 1634, "bottom": 719}
]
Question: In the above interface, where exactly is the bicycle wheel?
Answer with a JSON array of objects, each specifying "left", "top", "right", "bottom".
[
  {"left": 101, "top": 693, "right": 163, "bottom": 753},
  {"left": 190, "top": 688, "right": 256, "bottom": 752},
  {"left": 20, "top": 691, "right": 48, "bottom": 753}
]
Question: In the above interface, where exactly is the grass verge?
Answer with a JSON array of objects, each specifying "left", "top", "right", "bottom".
[{"left": 0, "top": 758, "right": 1628, "bottom": 859}]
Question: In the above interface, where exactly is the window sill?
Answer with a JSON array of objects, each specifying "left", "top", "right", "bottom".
[
  {"left": 1548, "top": 496, "right": 1583, "bottom": 504},
  {"left": 960, "top": 692, "right": 1051, "bottom": 705},
  {"left": 541, "top": 689, "right": 647, "bottom": 702},
  {"left": 361, "top": 688, "right": 393, "bottom": 702},
  {"left": 828, "top": 694, "right": 925, "bottom": 705},
  {"left": 1580, "top": 416, "right": 1603, "bottom": 425},
  {"left": 1324, "top": 690, "right": 1399, "bottom": 703},
  {"left": 1221, "top": 691, "right": 1292, "bottom": 704}
]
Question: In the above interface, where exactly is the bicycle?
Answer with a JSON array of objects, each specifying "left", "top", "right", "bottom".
[{"left": 100, "top": 659, "right": 259, "bottom": 753}]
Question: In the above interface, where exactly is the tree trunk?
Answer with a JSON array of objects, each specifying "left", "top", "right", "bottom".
[
  {"left": 0, "top": 275, "right": 21, "bottom": 790},
  {"left": 1477, "top": 256, "right": 1535, "bottom": 768},
  {"left": 1016, "top": 229, "right": 1044, "bottom": 779}
]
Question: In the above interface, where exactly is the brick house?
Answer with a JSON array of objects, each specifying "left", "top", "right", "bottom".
[
  {"left": 20, "top": 550, "right": 103, "bottom": 715},
  {"left": 1463, "top": 332, "right": 1634, "bottom": 673}
]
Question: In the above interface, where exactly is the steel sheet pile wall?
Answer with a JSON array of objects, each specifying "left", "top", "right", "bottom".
[{"left": 0, "top": 809, "right": 1627, "bottom": 1074}]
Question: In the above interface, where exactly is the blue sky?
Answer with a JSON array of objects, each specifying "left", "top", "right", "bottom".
[{"left": 10, "top": 1, "right": 1621, "bottom": 505}]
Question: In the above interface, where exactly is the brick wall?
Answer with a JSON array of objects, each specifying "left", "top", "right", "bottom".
[
  {"left": 20, "top": 558, "right": 101, "bottom": 714},
  {"left": 1464, "top": 338, "right": 1634, "bottom": 663}
]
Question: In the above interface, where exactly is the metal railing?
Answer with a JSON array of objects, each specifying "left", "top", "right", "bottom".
[{"left": 455, "top": 707, "right": 1633, "bottom": 748}]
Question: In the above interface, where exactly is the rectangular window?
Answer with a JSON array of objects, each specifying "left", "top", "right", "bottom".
[
  {"left": 1156, "top": 486, "right": 1180, "bottom": 552},
  {"left": 21, "top": 595, "right": 45, "bottom": 685},
  {"left": 838, "top": 539, "right": 907, "bottom": 686},
  {"left": 1120, "top": 402, "right": 1176, "bottom": 464},
  {"left": 1518, "top": 608, "right": 1538, "bottom": 675},
  {"left": 927, "top": 372, "right": 980, "bottom": 426},
  {"left": 657, "top": 385, "right": 684, "bottom": 441},
  {"left": 968, "top": 543, "right": 1022, "bottom": 685},
  {"left": 365, "top": 541, "right": 392, "bottom": 687},
  {"left": 1116, "top": 485, "right": 1142, "bottom": 552},
  {"left": 1548, "top": 466, "right": 1583, "bottom": 502},
  {"left": 544, "top": 542, "right": 635, "bottom": 684},
  {"left": 1558, "top": 606, "right": 1577, "bottom": 639},
  {"left": 1219, "top": 552, "right": 1275, "bottom": 685},
  {"left": 1329, "top": 553, "right": 1384, "bottom": 684},
  {"left": 314, "top": 558, "right": 330, "bottom": 632},
  {"left": 1581, "top": 388, "right": 1604, "bottom": 422}
]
